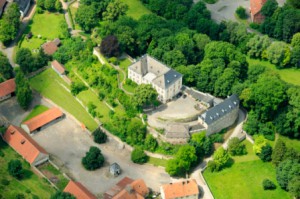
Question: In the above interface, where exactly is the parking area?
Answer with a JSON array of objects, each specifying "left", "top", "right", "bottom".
[
  {"left": 31, "top": 115, "right": 171, "bottom": 196},
  {"left": 147, "top": 94, "right": 205, "bottom": 129}
]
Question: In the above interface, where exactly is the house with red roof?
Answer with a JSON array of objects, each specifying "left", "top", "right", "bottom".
[
  {"left": 3, "top": 125, "right": 49, "bottom": 166},
  {"left": 250, "top": 0, "right": 267, "bottom": 23},
  {"left": 64, "top": 181, "right": 97, "bottom": 199},
  {"left": 51, "top": 60, "right": 66, "bottom": 76},
  {"left": 0, "top": 78, "right": 16, "bottom": 102},
  {"left": 104, "top": 177, "right": 149, "bottom": 199},
  {"left": 21, "top": 107, "right": 64, "bottom": 134},
  {"left": 42, "top": 38, "right": 61, "bottom": 55},
  {"left": 160, "top": 179, "right": 199, "bottom": 199}
]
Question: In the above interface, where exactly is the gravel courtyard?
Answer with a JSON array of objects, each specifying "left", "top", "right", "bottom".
[{"left": 31, "top": 115, "right": 171, "bottom": 196}]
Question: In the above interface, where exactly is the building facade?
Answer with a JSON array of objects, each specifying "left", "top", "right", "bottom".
[
  {"left": 128, "top": 55, "right": 182, "bottom": 103},
  {"left": 250, "top": 0, "right": 267, "bottom": 23},
  {"left": 198, "top": 94, "right": 240, "bottom": 136}
]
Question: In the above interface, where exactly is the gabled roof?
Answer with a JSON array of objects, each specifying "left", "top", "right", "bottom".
[
  {"left": 14, "top": 0, "right": 30, "bottom": 12},
  {"left": 0, "top": 78, "right": 15, "bottom": 97},
  {"left": 104, "top": 177, "right": 149, "bottom": 199},
  {"left": 42, "top": 41, "right": 58, "bottom": 55},
  {"left": 51, "top": 60, "right": 65, "bottom": 74},
  {"left": 0, "top": 0, "right": 6, "bottom": 9},
  {"left": 152, "top": 69, "right": 182, "bottom": 89},
  {"left": 200, "top": 94, "right": 239, "bottom": 125},
  {"left": 64, "top": 181, "right": 97, "bottom": 199},
  {"left": 22, "top": 107, "right": 63, "bottom": 133},
  {"left": 110, "top": 162, "right": 121, "bottom": 171},
  {"left": 161, "top": 179, "right": 199, "bottom": 199},
  {"left": 3, "top": 125, "right": 48, "bottom": 164},
  {"left": 165, "top": 124, "right": 190, "bottom": 139},
  {"left": 250, "top": 0, "right": 267, "bottom": 16}
]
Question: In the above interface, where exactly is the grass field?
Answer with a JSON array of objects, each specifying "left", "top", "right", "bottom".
[
  {"left": 69, "top": 1, "right": 81, "bottom": 30},
  {"left": 247, "top": 57, "right": 300, "bottom": 86},
  {"left": 122, "top": 0, "right": 152, "bottom": 19},
  {"left": 20, "top": 12, "right": 65, "bottom": 50},
  {"left": 278, "top": 135, "right": 300, "bottom": 152},
  {"left": 23, "top": 105, "right": 49, "bottom": 122},
  {"left": 204, "top": 140, "right": 291, "bottom": 199},
  {"left": 119, "top": 58, "right": 132, "bottom": 72},
  {"left": 0, "top": 139, "right": 55, "bottom": 198},
  {"left": 147, "top": 157, "right": 168, "bottom": 167},
  {"left": 29, "top": 68, "right": 98, "bottom": 131}
]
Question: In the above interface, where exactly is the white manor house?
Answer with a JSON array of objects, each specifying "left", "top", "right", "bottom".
[{"left": 128, "top": 54, "right": 182, "bottom": 103}]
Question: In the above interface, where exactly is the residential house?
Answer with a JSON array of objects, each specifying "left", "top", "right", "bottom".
[
  {"left": 42, "top": 38, "right": 61, "bottom": 55},
  {"left": 110, "top": 163, "right": 121, "bottom": 177},
  {"left": 51, "top": 60, "right": 66, "bottom": 76},
  {"left": 0, "top": 0, "right": 6, "bottom": 17},
  {"left": 0, "top": 78, "right": 16, "bottom": 102},
  {"left": 250, "top": 0, "right": 267, "bottom": 23},
  {"left": 64, "top": 181, "right": 97, "bottom": 199},
  {"left": 104, "top": 177, "right": 149, "bottom": 199},
  {"left": 163, "top": 124, "right": 190, "bottom": 144},
  {"left": 21, "top": 107, "right": 64, "bottom": 134},
  {"left": 3, "top": 125, "right": 49, "bottom": 166},
  {"left": 160, "top": 179, "right": 199, "bottom": 199},
  {"left": 128, "top": 54, "right": 182, "bottom": 103},
  {"left": 198, "top": 94, "right": 239, "bottom": 136}
]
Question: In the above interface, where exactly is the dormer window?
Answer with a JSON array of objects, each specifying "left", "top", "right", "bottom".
[
  {"left": 10, "top": 130, "right": 15, "bottom": 135},
  {"left": 21, "top": 139, "right": 26, "bottom": 144}
]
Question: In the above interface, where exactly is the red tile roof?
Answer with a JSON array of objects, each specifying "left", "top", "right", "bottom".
[
  {"left": 64, "top": 181, "right": 97, "bottom": 199},
  {"left": 161, "top": 180, "right": 199, "bottom": 199},
  {"left": 0, "top": 78, "right": 16, "bottom": 98},
  {"left": 250, "top": 0, "right": 267, "bottom": 16},
  {"left": 22, "top": 107, "right": 63, "bottom": 133},
  {"left": 104, "top": 177, "right": 149, "bottom": 199},
  {"left": 51, "top": 60, "right": 65, "bottom": 74},
  {"left": 3, "top": 125, "right": 48, "bottom": 165},
  {"left": 42, "top": 41, "right": 58, "bottom": 55},
  {"left": 0, "top": 0, "right": 6, "bottom": 9}
]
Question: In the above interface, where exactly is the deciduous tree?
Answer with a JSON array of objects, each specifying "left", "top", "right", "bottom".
[
  {"left": 100, "top": 35, "right": 120, "bottom": 57},
  {"left": 131, "top": 147, "right": 148, "bottom": 164},
  {"left": 82, "top": 146, "right": 105, "bottom": 170},
  {"left": 8, "top": 160, "right": 23, "bottom": 179},
  {"left": 132, "top": 84, "right": 158, "bottom": 108}
]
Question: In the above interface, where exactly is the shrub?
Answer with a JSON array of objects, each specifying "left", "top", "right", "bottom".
[
  {"left": 8, "top": 160, "right": 23, "bottom": 179},
  {"left": 1, "top": 179, "right": 9, "bottom": 186},
  {"left": 16, "top": 194, "right": 25, "bottom": 199},
  {"left": 207, "top": 160, "right": 219, "bottom": 172},
  {"left": 258, "top": 144, "right": 272, "bottom": 162},
  {"left": 262, "top": 179, "right": 276, "bottom": 190},
  {"left": 250, "top": 23, "right": 260, "bottom": 30},
  {"left": 70, "top": 82, "right": 88, "bottom": 96},
  {"left": 203, "top": 0, "right": 218, "bottom": 4},
  {"left": 93, "top": 128, "right": 107, "bottom": 144},
  {"left": 210, "top": 133, "right": 223, "bottom": 143},
  {"left": 82, "top": 146, "right": 105, "bottom": 170},
  {"left": 98, "top": 92, "right": 105, "bottom": 100},
  {"left": 131, "top": 147, "right": 148, "bottom": 164},
  {"left": 32, "top": 195, "right": 40, "bottom": 199},
  {"left": 236, "top": 6, "right": 247, "bottom": 19},
  {"left": 108, "top": 57, "right": 119, "bottom": 65},
  {"left": 51, "top": 191, "right": 76, "bottom": 199},
  {"left": 87, "top": 102, "right": 97, "bottom": 117},
  {"left": 228, "top": 138, "right": 247, "bottom": 156}
]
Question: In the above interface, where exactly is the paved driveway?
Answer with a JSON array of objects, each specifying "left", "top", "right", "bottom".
[{"left": 32, "top": 115, "right": 171, "bottom": 196}]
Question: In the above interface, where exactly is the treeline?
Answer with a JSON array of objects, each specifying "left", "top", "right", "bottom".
[
  {"left": 0, "top": 3, "right": 20, "bottom": 45},
  {"left": 260, "top": 0, "right": 300, "bottom": 42}
]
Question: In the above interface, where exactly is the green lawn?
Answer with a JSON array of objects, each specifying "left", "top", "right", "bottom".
[
  {"left": 122, "top": 0, "right": 152, "bottom": 19},
  {"left": 204, "top": 140, "right": 291, "bottom": 199},
  {"left": 69, "top": 1, "right": 81, "bottom": 30},
  {"left": 123, "top": 83, "right": 135, "bottom": 93},
  {"left": 278, "top": 135, "right": 300, "bottom": 152},
  {"left": 0, "top": 139, "right": 55, "bottom": 198},
  {"left": 147, "top": 157, "right": 168, "bottom": 167},
  {"left": 29, "top": 68, "right": 98, "bottom": 131},
  {"left": 20, "top": 12, "right": 65, "bottom": 50},
  {"left": 247, "top": 57, "right": 300, "bottom": 86},
  {"left": 23, "top": 105, "right": 49, "bottom": 122},
  {"left": 119, "top": 58, "right": 132, "bottom": 72}
]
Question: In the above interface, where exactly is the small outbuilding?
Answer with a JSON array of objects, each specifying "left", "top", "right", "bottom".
[
  {"left": 110, "top": 162, "right": 121, "bottom": 177},
  {"left": 21, "top": 107, "right": 64, "bottom": 134},
  {"left": 51, "top": 60, "right": 66, "bottom": 76},
  {"left": 163, "top": 124, "right": 190, "bottom": 144}
]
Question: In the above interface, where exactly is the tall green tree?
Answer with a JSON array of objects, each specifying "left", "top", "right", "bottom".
[
  {"left": 102, "top": 0, "right": 128, "bottom": 22},
  {"left": 261, "top": 0, "right": 278, "bottom": 17},
  {"left": 272, "top": 139, "right": 287, "bottom": 166},
  {"left": 0, "top": 52, "right": 13, "bottom": 81},
  {"left": 266, "top": 41, "right": 291, "bottom": 67},
  {"left": 15, "top": 70, "right": 32, "bottom": 110},
  {"left": 82, "top": 146, "right": 105, "bottom": 170},
  {"left": 246, "top": 35, "right": 271, "bottom": 59},
  {"left": 132, "top": 84, "right": 158, "bottom": 108},
  {"left": 213, "top": 147, "right": 230, "bottom": 170},
  {"left": 276, "top": 159, "right": 300, "bottom": 190},
  {"left": 75, "top": 5, "right": 98, "bottom": 32},
  {"left": 8, "top": 159, "right": 23, "bottom": 179},
  {"left": 126, "top": 119, "right": 146, "bottom": 145}
]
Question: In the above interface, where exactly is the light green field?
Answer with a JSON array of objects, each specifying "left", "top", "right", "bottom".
[
  {"left": 147, "top": 157, "right": 168, "bottom": 167},
  {"left": 247, "top": 57, "right": 300, "bottom": 86},
  {"left": 20, "top": 12, "right": 65, "bottom": 50},
  {"left": 69, "top": 1, "right": 81, "bottom": 30},
  {"left": 119, "top": 58, "right": 132, "bottom": 72},
  {"left": 204, "top": 140, "right": 291, "bottom": 199},
  {"left": 122, "top": 0, "right": 152, "bottom": 19},
  {"left": 23, "top": 105, "right": 49, "bottom": 122},
  {"left": 278, "top": 135, "right": 300, "bottom": 152},
  {"left": 0, "top": 139, "right": 55, "bottom": 198},
  {"left": 29, "top": 68, "right": 98, "bottom": 131}
]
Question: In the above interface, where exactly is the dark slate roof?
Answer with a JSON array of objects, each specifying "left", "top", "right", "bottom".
[
  {"left": 14, "top": 0, "right": 30, "bottom": 12},
  {"left": 182, "top": 86, "right": 214, "bottom": 105},
  {"left": 153, "top": 69, "right": 182, "bottom": 89},
  {"left": 200, "top": 94, "right": 239, "bottom": 125},
  {"left": 110, "top": 163, "right": 121, "bottom": 171}
]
